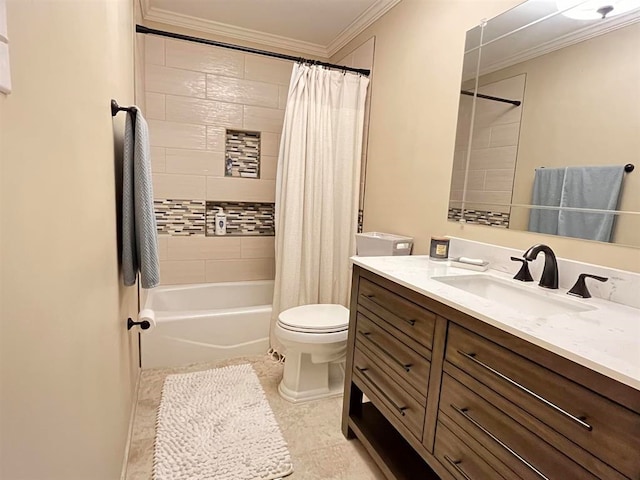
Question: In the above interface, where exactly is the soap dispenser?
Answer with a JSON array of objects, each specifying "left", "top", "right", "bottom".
[{"left": 215, "top": 207, "right": 227, "bottom": 236}]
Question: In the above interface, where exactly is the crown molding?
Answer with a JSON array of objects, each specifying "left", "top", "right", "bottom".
[
  {"left": 326, "top": 0, "right": 401, "bottom": 57},
  {"left": 141, "top": 0, "right": 399, "bottom": 59},
  {"left": 141, "top": 0, "right": 328, "bottom": 58},
  {"left": 477, "top": 13, "right": 640, "bottom": 77}
]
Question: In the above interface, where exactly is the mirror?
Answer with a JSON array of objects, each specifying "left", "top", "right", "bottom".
[{"left": 449, "top": 0, "right": 640, "bottom": 247}]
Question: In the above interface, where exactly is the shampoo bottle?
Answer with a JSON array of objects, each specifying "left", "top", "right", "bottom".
[{"left": 215, "top": 207, "right": 227, "bottom": 236}]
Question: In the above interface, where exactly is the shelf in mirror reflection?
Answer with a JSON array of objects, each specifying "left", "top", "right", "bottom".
[{"left": 447, "top": 204, "right": 640, "bottom": 248}]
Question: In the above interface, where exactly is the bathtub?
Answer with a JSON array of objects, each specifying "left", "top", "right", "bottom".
[{"left": 141, "top": 280, "right": 274, "bottom": 369}]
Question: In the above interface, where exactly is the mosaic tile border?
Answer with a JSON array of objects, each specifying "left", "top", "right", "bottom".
[
  {"left": 225, "top": 129, "right": 261, "bottom": 178},
  {"left": 206, "top": 201, "right": 275, "bottom": 236},
  {"left": 358, "top": 209, "right": 363, "bottom": 234},
  {"left": 448, "top": 207, "right": 510, "bottom": 228},
  {"left": 154, "top": 199, "right": 206, "bottom": 236}
]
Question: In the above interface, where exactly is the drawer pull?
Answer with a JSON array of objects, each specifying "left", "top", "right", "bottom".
[
  {"left": 361, "top": 294, "right": 417, "bottom": 326},
  {"left": 458, "top": 351, "right": 593, "bottom": 431},
  {"left": 359, "top": 331, "right": 412, "bottom": 372},
  {"left": 356, "top": 366, "right": 408, "bottom": 416},
  {"left": 443, "top": 455, "right": 474, "bottom": 480},
  {"left": 451, "top": 404, "right": 549, "bottom": 480}
]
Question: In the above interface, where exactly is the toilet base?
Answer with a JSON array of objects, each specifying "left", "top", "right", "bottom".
[{"left": 278, "top": 353, "right": 345, "bottom": 403}]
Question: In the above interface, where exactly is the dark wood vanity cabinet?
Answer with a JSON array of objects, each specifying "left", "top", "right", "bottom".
[{"left": 342, "top": 266, "right": 640, "bottom": 480}]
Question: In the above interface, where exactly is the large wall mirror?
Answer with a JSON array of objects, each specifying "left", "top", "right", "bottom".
[{"left": 448, "top": 0, "right": 640, "bottom": 247}]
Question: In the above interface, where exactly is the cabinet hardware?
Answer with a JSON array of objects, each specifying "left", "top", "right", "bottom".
[
  {"left": 361, "top": 293, "right": 416, "bottom": 326},
  {"left": 443, "top": 455, "right": 474, "bottom": 480},
  {"left": 358, "top": 331, "right": 412, "bottom": 372},
  {"left": 458, "top": 351, "right": 593, "bottom": 431},
  {"left": 451, "top": 404, "right": 549, "bottom": 480},
  {"left": 355, "top": 366, "right": 408, "bottom": 416}
]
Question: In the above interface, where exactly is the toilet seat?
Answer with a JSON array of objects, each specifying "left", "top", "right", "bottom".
[{"left": 277, "top": 304, "right": 349, "bottom": 334}]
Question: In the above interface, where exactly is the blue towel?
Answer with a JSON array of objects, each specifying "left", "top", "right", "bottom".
[
  {"left": 122, "top": 109, "right": 160, "bottom": 288},
  {"left": 528, "top": 167, "right": 565, "bottom": 235},
  {"left": 557, "top": 166, "right": 624, "bottom": 242}
]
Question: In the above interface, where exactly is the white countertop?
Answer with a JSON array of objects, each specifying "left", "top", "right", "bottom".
[{"left": 352, "top": 255, "right": 640, "bottom": 391}]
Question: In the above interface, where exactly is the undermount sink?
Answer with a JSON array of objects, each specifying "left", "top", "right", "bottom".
[{"left": 432, "top": 274, "right": 596, "bottom": 317}]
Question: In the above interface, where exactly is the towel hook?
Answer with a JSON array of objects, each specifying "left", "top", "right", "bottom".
[
  {"left": 111, "top": 99, "right": 136, "bottom": 117},
  {"left": 624, "top": 164, "right": 634, "bottom": 173}
]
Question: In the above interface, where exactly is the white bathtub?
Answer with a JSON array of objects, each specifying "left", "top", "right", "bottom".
[{"left": 141, "top": 280, "right": 274, "bottom": 369}]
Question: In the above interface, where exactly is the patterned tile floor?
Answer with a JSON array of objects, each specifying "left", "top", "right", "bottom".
[{"left": 124, "top": 354, "right": 385, "bottom": 480}]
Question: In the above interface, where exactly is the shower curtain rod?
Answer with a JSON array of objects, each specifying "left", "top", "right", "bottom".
[
  {"left": 460, "top": 89, "right": 521, "bottom": 106},
  {"left": 136, "top": 25, "right": 371, "bottom": 76}
]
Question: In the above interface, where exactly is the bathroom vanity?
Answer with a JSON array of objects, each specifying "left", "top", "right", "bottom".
[{"left": 342, "top": 256, "right": 640, "bottom": 480}]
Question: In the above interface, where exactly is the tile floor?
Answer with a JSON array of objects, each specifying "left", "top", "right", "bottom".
[{"left": 124, "top": 354, "right": 386, "bottom": 480}]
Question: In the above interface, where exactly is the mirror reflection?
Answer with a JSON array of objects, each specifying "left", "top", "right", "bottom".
[{"left": 449, "top": 0, "right": 640, "bottom": 247}]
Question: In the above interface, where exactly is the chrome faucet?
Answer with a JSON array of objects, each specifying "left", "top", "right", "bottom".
[{"left": 523, "top": 244, "right": 559, "bottom": 289}]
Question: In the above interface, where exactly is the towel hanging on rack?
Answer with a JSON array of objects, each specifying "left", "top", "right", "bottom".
[{"left": 120, "top": 106, "right": 160, "bottom": 288}]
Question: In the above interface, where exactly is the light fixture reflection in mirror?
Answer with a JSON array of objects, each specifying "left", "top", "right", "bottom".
[{"left": 556, "top": 0, "right": 640, "bottom": 19}]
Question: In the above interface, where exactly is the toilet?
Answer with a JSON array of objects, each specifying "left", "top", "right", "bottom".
[{"left": 274, "top": 304, "right": 350, "bottom": 403}]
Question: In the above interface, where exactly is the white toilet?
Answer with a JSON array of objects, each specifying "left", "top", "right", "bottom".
[{"left": 274, "top": 304, "right": 350, "bottom": 403}]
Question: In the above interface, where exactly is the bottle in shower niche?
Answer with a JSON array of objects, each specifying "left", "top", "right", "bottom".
[{"left": 215, "top": 208, "right": 227, "bottom": 236}]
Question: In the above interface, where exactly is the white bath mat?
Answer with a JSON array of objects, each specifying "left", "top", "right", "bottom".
[{"left": 153, "top": 364, "right": 293, "bottom": 480}]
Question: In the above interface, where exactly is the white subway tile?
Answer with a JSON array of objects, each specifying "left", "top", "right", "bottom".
[
  {"left": 469, "top": 146, "right": 517, "bottom": 170},
  {"left": 167, "top": 236, "right": 241, "bottom": 261},
  {"left": 165, "top": 148, "right": 225, "bottom": 176},
  {"left": 150, "top": 147, "right": 166, "bottom": 173},
  {"left": 205, "top": 258, "right": 275, "bottom": 282},
  {"left": 159, "top": 260, "right": 206, "bottom": 284},
  {"left": 207, "top": 75, "right": 279, "bottom": 108},
  {"left": 157, "top": 235, "right": 169, "bottom": 261},
  {"left": 165, "top": 95, "right": 243, "bottom": 127},
  {"left": 241, "top": 237, "right": 275, "bottom": 259},
  {"left": 260, "top": 155, "right": 277, "bottom": 180},
  {"left": 489, "top": 123, "right": 521, "bottom": 147},
  {"left": 243, "top": 106, "right": 285, "bottom": 133},
  {"left": 145, "top": 64, "right": 206, "bottom": 98},
  {"left": 206, "top": 177, "right": 275, "bottom": 202},
  {"left": 144, "top": 35, "right": 165, "bottom": 65},
  {"left": 144, "top": 93, "right": 165, "bottom": 120},
  {"left": 484, "top": 169, "right": 516, "bottom": 191},
  {"left": 165, "top": 39, "right": 244, "bottom": 78},
  {"left": 152, "top": 173, "right": 206, "bottom": 200},
  {"left": 261, "top": 132, "right": 280, "bottom": 157},
  {"left": 278, "top": 85, "right": 288, "bottom": 109},
  {"left": 244, "top": 55, "right": 293, "bottom": 85},
  {"left": 148, "top": 120, "right": 206, "bottom": 150},
  {"left": 206, "top": 126, "right": 227, "bottom": 152}
]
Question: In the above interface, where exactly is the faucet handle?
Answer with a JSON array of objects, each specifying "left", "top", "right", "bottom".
[
  {"left": 567, "top": 273, "right": 608, "bottom": 298},
  {"left": 510, "top": 256, "right": 534, "bottom": 282}
]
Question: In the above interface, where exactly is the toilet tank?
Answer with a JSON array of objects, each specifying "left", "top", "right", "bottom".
[{"left": 355, "top": 232, "right": 413, "bottom": 256}]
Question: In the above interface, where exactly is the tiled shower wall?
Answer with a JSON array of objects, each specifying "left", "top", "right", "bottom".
[
  {"left": 449, "top": 74, "right": 526, "bottom": 225},
  {"left": 142, "top": 34, "right": 291, "bottom": 285}
]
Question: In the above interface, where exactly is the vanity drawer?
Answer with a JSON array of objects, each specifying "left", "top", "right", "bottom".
[
  {"left": 355, "top": 313, "right": 430, "bottom": 399},
  {"left": 446, "top": 324, "right": 640, "bottom": 479},
  {"left": 353, "top": 347, "right": 426, "bottom": 440},
  {"left": 440, "top": 373, "right": 600, "bottom": 480},
  {"left": 434, "top": 420, "right": 511, "bottom": 480},
  {"left": 358, "top": 277, "right": 436, "bottom": 350}
]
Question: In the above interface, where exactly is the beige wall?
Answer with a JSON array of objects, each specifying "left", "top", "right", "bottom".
[
  {"left": 332, "top": 0, "right": 640, "bottom": 271},
  {"left": 142, "top": 34, "right": 290, "bottom": 284},
  {"left": 0, "top": 1, "right": 139, "bottom": 479}
]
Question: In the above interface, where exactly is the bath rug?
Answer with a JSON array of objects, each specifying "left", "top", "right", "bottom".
[{"left": 153, "top": 363, "right": 293, "bottom": 480}]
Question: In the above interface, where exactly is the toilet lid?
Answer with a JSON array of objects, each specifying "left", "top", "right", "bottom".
[{"left": 278, "top": 304, "right": 349, "bottom": 333}]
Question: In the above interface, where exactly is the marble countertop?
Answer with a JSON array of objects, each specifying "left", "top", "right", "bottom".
[{"left": 352, "top": 255, "right": 640, "bottom": 391}]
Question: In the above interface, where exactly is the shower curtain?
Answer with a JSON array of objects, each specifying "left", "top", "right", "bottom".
[{"left": 270, "top": 63, "right": 369, "bottom": 354}]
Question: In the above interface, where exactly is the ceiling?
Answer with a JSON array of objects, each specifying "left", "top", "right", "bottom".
[{"left": 142, "top": 0, "right": 401, "bottom": 58}]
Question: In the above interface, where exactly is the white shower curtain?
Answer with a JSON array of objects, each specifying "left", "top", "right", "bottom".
[{"left": 271, "top": 64, "right": 369, "bottom": 353}]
